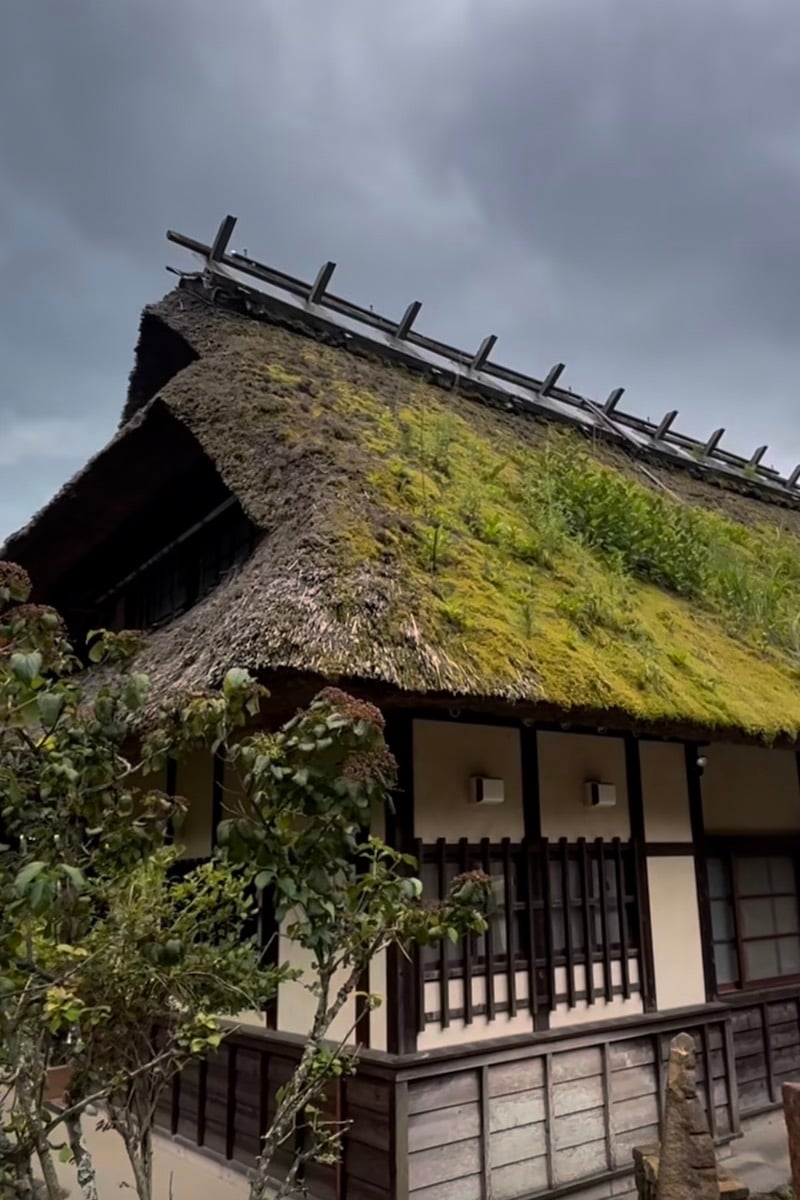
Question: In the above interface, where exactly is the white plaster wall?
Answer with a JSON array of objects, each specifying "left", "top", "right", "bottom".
[
  {"left": 647, "top": 856, "right": 706, "bottom": 1010},
  {"left": 538, "top": 732, "right": 630, "bottom": 840},
  {"left": 549, "top": 959, "right": 643, "bottom": 1028},
  {"left": 418, "top": 970, "right": 534, "bottom": 1049},
  {"left": 174, "top": 750, "right": 214, "bottom": 858},
  {"left": 640, "top": 741, "right": 692, "bottom": 842},
  {"left": 413, "top": 720, "right": 524, "bottom": 841},
  {"left": 702, "top": 743, "right": 800, "bottom": 833},
  {"left": 277, "top": 916, "right": 358, "bottom": 1045}
]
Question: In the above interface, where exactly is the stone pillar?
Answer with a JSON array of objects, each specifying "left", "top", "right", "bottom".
[
  {"left": 782, "top": 1081, "right": 800, "bottom": 1198},
  {"left": 655, "top": 1032, "right": 720, "bottom": 1200}
]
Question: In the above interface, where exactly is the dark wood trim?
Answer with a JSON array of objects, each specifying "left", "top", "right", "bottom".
[
  {"left": 225, "top": 1042, "right": 237, "bottom": 1160},
  {"left": 761, "top": 1001, "right": 777, "bottom": 1104},
  {"left": 722, "top": 1017, "right": 741, "bottom": 1135},
  {"left": 211, "top": 748, "right": 224, "bottom": 847},
  {"left": 645, "top": 841, "right": 698, "bottom": 856},
  {"left": 559, "top": 837, "right": 576, "bottom": 1009},
  {"left": 612, "top": 838, "right": 631, "bottom": 1001},
  {"left": 523, "top": 839, "right": 539, "bottom": 1023},
  {"left": 543, "top": 1053, "right": 555, "bottom": 1190},
  {"left": 601, "top": 1041, "right": 614, "bottom": 1169},
  {"left": 391, "top": 1079, "right": 410, "bottom": 1200},
  {"left": 196, "top": 1058, "right": 207, "bottom": 1147},
  {"left": 686, "top": 742, "right": 716, "bottom": 1003},
  {"left": 385, "top": 715, "right": 417, "bottom": 1055},
  {"left": 521, "top": 724, "right": 542, "bottom": 839},
  {"left": 625, "top": 735, "right": 656, "bottom": 1011},
  {"left": 479, "top": 1065, "right": 491, "bottom": 1200},
  {"left": 594, "top": 835, "right": 614, "bottom": 1003},
  {"left": 578, "top": 837, "right": 595, "bottom": 1006},
  {"left": 502, "top": 837, "right": 517, "bottom": 1017},
  {"left": 539, "top": 837, "right": 554, "bottom": 1030},
  {"left": 481, "top": 838, "right": 496, "bottom": 1022},
  {"left": 436, "top": 837, "right": 449, "bottom": 1028},
  {"left": 700, "top": 1023, "right": 717, "bottom": 1138},
  {"left": 459, "top": 837, "right": 474, "bottom": 1025},
  {"left": 170, "top": 1071, "right": 180, "bottom": 1136}
]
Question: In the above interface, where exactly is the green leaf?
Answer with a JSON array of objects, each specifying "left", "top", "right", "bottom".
[
  {"left": 14, "top": 860, "right": 46, "bottom": 893},
  {"left": 58, "top": 1146, "right": 74, "bottom": 1164},
  {"left": 10, "top": 651, "right": 43, "bottom": 683},
  {"left": 223, "top": 667, "right": 251, "bottom": 696},
  {"left": 254, "top": 869, "right": 274, "bottom": 891},
  {"left": 60, "top": 864, "right": 86, "bottom": 894},
  {"left": 37, "top": 691, "right": 64, "bottom": 728}
]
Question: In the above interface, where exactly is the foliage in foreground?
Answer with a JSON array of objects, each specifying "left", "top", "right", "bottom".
[{"left": 0, "top": 561, "right": 489, "bottom": 1200}]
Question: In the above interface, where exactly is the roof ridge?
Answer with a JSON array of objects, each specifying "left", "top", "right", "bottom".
[{"left": 165, "top": 215, "right": 799, "bottom": 510}]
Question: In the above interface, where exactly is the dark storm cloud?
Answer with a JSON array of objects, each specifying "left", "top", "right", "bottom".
[{"left": 3, "top": 0, "right": 800, "bottom": 540}]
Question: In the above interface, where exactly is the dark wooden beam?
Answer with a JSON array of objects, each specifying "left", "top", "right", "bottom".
[
  {"left": 385, "top": 714, "right": 417, "bottom": 1054},
  {"left": 521, "top": 725, "right": 542, "bottom": 840},
  {"left": 625, "top": 735, "right": 657, "bottom": 1011},
  {"left": 460, "top": 837, "right": 474, "bottom": 1025},
  {"left": 685, "top": 742, "right": 716, "bottom": 1003}
]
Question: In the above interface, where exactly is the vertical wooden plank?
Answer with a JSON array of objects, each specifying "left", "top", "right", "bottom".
[
  {"left": 481, "top": 838, "right": 496, "bottom": 1022},
  {"left": 211, "top": 748, "right": 225, "bottom": 847},
  {"left": 225, "top": 1043, "right": 238, "bottom": 1160},
  {"left": 559, "top": 837, "right": 576, "bottom": 1009},
  {"left": 625, "top": 735, "right": 657, "bottom": 1011},
  {"left": 502, "top": 838, "right": 517, "bottom": 1017},
  {"left": 334, "top": 1077, "right": 343, "bottom": 1200},
  {"left": 415, "top": 838, "right": 426, "bottom": 1035},
  {"left": 761, "top": 1001, "right": 777, "bottom": 1104},
  {"left": 259, "top": 1050, "right": 269, "bottom": 1154},
  {"left": 655, "top": 1033, "right": 666, "bottom": 1129},
  {"left": 544, "top": 1053, "right": 555, "bottom": 1189},
  {"left": 700, "top": 1024, "right": 717, "bottom": 1139},
  {"left": 197, "top": 1058, "right": 208, "bottom": 1147},
  {"left": 524, "top": 838, "right": 539, "bottom": 1023},
  {"left": 578, "top": 837, "right": 594, "bottom": 1006},
  {"left": 685, "top": 743, "right": 715, "bottom": 1002},
  {"left": 722, "top": 1017, "right": 741, "bottom": 1136},
  {"left": 437, "top": 837, "right": 450, "bottom": 1028},
  {"left": 392, "top": 1079, "right": 410, "bottom": 1200},
  {"left": 602, "top": 1042, "right": 615, "bottom": 1170},
  {"left": 460, "top": 837, "right": 474, "bottom": 1025},
  {"left": 596, "top": 838, "right": 612, "bottom": 1002},
  {"left": 521, "top": 724, "right": 542, "bottom": 840},
  {"left": 540, "top": 838, "right": 554, "bottom": 1028},
  {"left": 480, "top": 1066, "right": 492, "bottom": 1200},
  {"left": 170, "top": 1071, "right": 181, "bottom": 1136},
  {"left": 385, "top": 714, "right": 417, "bottom": 1054},
  {"left": 612, "top": 838, "right": 631, "bottom": 1000}
]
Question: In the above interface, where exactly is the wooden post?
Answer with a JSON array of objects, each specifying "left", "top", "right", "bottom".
[
  {"left": 385, "top": 714, "right": 417, "bottom": 1054},
  {"left": 686, "top": 743, "right": 716, "bottom": 1003},
  {"left": 625, "top": 735, "right": 657, "bottom": 1011}
]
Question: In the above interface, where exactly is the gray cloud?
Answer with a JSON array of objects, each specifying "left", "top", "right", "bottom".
[{"left": 3, "top": 0, "right": 800, "bottom": 541}]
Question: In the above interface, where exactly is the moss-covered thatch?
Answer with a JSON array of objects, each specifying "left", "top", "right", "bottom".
[{"left": 8, "top": 286, "right": 800, "bottom": 741}]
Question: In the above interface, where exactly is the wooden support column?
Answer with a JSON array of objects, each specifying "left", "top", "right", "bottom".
[
  {"left": 520, "top": 724, "right": 542, "bottom": 840},
  {"left": 385, "top": 714, "right": 417, "bottom": 1054},
  {"left": 625, "top": 734, "right": 657, "bottom": 1011},
  {"left": 685, "top": 742, "right": 716, "bottom": 1003}
]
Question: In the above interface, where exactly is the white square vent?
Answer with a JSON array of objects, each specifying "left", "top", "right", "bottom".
[
  {"left": 470, "top": 776, "right": 505, "bottom": 806},
  {"left": 584, "top": 781, "right": 617, "bottom": 808}
]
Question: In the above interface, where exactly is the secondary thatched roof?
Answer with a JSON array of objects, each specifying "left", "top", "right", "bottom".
[{"left": 7, "top": 279, "right": 800, "bottom": 741}]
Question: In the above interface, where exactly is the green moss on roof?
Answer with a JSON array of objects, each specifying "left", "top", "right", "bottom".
[{"left": 53, "top": 291, "right": 800, "bottom": 740}]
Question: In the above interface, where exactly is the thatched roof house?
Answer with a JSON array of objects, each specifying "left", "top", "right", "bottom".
[
  {"left": 7, "top": 228, "right": 800, "bottom": 742},
  {"left": 8, "top": 221, "right": 800, "bottom": 1200}
]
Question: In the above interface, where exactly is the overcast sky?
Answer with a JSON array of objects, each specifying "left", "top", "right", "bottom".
[{"left": 3, "top": 0, "right": 800, "bottom": 541}]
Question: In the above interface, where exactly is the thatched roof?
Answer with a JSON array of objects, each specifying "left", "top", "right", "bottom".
[{"left": 7, "top": 278, "right": 800, "bottom": 742}]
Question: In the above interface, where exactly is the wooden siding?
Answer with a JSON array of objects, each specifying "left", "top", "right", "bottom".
[
  {"left": 158, "top": 992, "right": 796, "bottom": 1200},
  {"left": 404, "top": 1010, "right": 734, "bottom": 1200}
]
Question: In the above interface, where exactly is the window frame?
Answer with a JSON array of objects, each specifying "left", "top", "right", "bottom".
[{"left": 705, "top": 837, "right": 800, "bottom": 995}]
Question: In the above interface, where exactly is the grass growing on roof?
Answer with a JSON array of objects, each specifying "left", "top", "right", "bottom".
[{"left": 288, "top": 365, "right": 800, "bottom": 737}]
